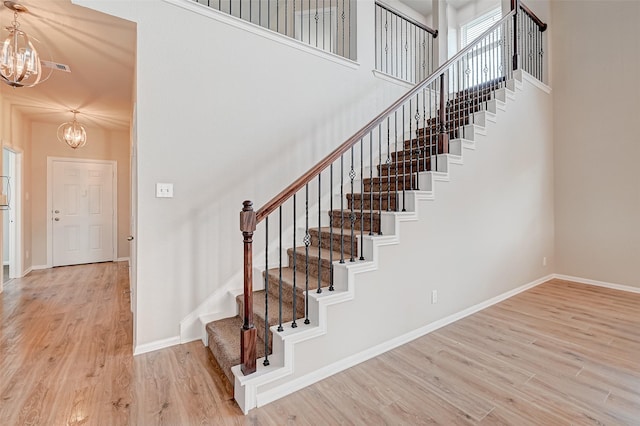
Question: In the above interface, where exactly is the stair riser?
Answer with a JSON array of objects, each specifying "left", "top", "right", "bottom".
[
  {"left": 392, "top": 147, "right": 438, "bottom": 162},
  {"left": 410, "top": 130, "right": 460, "bottom": 143},
  {"left": 309, "top": 229, "right": 357, "bottom": 257},
  {"left": 363, "top": 176, "right": 417, "bottom": 192},
  {"left": 347, "top": 195, "right": 398, "bottom": 212},
  {"left": 416, "top": 124, "right": 465, "bottom": 138},
  {"left": 237, "top": 296, "right": 305, "bottom": 352},
  {"left": 329, "top": 211, "right": 381, "bottom": 234},
  {"left": 426, "top": 104, "right": 483, "bottom": 123},
  {"left": 287, "top": 250, "right": 333, "bottom": 283},
  {"left": 264, "top": 270, "right": 306, "bottom": 312},
  {"left": 378, "top": 160, "right": 432, "bottom": 176}
]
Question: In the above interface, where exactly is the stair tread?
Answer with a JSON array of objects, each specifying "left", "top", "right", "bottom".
[
  {"left": 310, "top": 226, "right": 356, "bottom": 235},
  {"left": 289, "top": 245, "right": 343, "bottom": 260},
  {"left": 265, "top": 266, "right": 313, "bottom": 289},
  {"left": 347, "top": 191, "right": 399, "bottom": 197},
  {"left": 206, "top": 316, "right": 266, "bottom": 384},
  {"left": 242, "top": 290, "right": 303, "bottom": 325}
]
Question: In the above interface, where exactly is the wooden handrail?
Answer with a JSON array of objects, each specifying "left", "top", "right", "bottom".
[
  {"left": 520, "top": 2, "right": 548, "bottom": 32},
  {"left": 255, "top": 8, "right": 516, "bottom": 224},
  {"left": 375, "top": 1, "right": 438, "bottom": 37}
]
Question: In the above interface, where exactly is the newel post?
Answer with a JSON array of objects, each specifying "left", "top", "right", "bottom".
[
  {"left": 511, "top": 0, "right": 520, "bottom": 71},
  {"left": 240, "top": 200, "right": 257, "bottom": 375},
  {"left": 438, "top": 73, "right": 449, "bottom": 154}
]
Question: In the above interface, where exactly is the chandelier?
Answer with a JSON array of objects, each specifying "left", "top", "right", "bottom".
[
  {"left": 0, "top": 1, "right": 49, "bottom": 88},
  {"left": 57, "top": 111, "right": 87, "bottom": 149}
]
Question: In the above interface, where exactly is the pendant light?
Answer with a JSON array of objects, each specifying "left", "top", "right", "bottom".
[
  {"left": 0, "top": 1, "right": 50, "bottom": 88},
  {"left": 57, "top": 110, "right": 87, "bottom": 149}
]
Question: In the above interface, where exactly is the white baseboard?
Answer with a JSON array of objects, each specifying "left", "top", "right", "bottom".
[
  {"left": 133, "top": 336, "right": 181, "bottom": 356},
  {"left": 553, "top": 274, "right": 640, "bottom": 294},
  {"left": 31, "top": 264, "right": 49, "bottom": 271},
  {"left": 22, "top": 266, "right": 33, "bottom": 276},
  {"left": 258, "top": 274, "right": 553, "bottom": 408},
  {"left": 116, "top": 257, "right": 130, "bottom": 263}
]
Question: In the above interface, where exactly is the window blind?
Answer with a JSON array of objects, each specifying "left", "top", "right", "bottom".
[{"left": 461, "top": 7, "right": 502, "bottom": 47}]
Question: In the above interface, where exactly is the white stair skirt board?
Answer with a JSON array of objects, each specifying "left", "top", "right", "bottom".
[{"left": 231, "top": 73, "right": 541, "bottom": 414}]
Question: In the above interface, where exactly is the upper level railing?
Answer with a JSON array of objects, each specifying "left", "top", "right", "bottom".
[
  {"left": 194, "top": 0, "right": 356, "bottom": 60},
  {"left": 374, "top": 1, "right": 438, "bottom": 84},
  {"left": 238, "top": 0, "right": 547, "bottom": 376},
  {"left": 516, "top": 1, "right": 547, "bottom": 81}
]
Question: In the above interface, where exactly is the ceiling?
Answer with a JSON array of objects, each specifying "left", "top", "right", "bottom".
[
  {"left": 0, "top": 0, "right": 136, "bottom": 131},
  {"left": 399, "top": 0, "right": 476, "bottom": 19}
]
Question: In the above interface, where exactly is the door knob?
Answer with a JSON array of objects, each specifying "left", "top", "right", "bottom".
[
  {"left": 127, "top": 236, "right": 134, "bottom": 241},
  {"left": 54, "top": 210, "right": 60, "bottom": 214},
  {"left": 54, "top": 217, "right": 60, "bottom": 221}
]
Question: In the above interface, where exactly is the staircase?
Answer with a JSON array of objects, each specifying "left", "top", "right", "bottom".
[
  {"left": 201, "top": 0, "right": 548, "bottom": 413},
  {"left": 206, "top": 77, "right": 506, "bottom": 386}
]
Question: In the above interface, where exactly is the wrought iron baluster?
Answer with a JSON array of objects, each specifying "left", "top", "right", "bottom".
[
  {"left": 340, "top": 154, "right": 345, "bottom": 264},
  {"left": 378, "top": 123, "right": 383, "bottom": 231},
  {"left": 329, "top": 164, "right": 334, "bottom": 291},
  {"left": 414, "top": 95, "right": 419, "bottom": 190},
  {"left": 409, "top": 98, "right": 413, "bottom": 190},
  {"left": 401, "top": 105, "right": 406, "bottom": 211},
  {"left": 394, "top": 111, "right": 399, "bottom": 211},
  {"left": 278, "top": 206, "right": 283, "bottom": 332},
  {"left": 347, "top": 0, "right": 351, "bottom": 59},
  {"left": 292, "top": 194, "right": 297, "bottom": 327},
  {"left": 304, "top": 184, "right": 310, "bottom": 324},
  {"left": 422, "top": 86, "right": 426, "bottom": 174},
  {"left": 349, "top": 145, "right": 355, "bottom": 262},
  {"left": 264, "top": 216, "right": 269, "bottom": 366},
  {"left": 368, "top": 133, "right": 373, "bottom": 237},
  {"left": 386, "top": 117, "right": 391, "bottom": 212},
  {"left": 317, "top": 173, "right": 322, "bottom": 294}
]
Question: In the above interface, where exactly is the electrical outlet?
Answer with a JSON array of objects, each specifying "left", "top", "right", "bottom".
[
  {"left": 543, "top": 256, "right": 547, "bottom": 266},
  {"left": 431, "top": 290, "right": 438, "bottom": 304}
]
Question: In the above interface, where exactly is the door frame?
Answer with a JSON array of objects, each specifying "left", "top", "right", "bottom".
[
  {"left": 4, "top": 147, "right": 23, "bottom": 280},
  {"left": 46, "top": 157, "right": 118, "bottom": 268}
]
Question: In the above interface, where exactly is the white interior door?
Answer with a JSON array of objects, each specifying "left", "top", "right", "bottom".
[{"left": 52, "top": 160, "right": 116, "bottom": 267}]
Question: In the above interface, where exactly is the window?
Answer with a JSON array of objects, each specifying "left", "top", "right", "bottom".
[
  {"left": 461, "top": 7, "right": 502, "bottom": 48},
  {"left": 458, "top": 7, "right": 504, "bottom": 87}
]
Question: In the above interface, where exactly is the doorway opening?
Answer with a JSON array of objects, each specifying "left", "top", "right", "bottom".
[{"left": 2, "top": 147, "right": 22, "bottom": 291}]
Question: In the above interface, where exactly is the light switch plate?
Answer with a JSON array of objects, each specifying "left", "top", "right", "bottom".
[{"left": 156, "top": 183, "right": 174, "bottom": 198}]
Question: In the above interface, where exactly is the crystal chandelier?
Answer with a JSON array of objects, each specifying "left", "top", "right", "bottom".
[
  {"left": 0, "top": 1, "right": 48, "bottom": 88},
  {"left": 57, "top": 111, "right": 87, "bottom": 149}
]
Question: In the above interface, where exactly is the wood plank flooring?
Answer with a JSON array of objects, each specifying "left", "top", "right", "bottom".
[{"left": 1, "top": 263, "right": 639, "bottom": 424}]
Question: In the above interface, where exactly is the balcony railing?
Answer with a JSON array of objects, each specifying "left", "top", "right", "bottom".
[
  {"left": 194, "top": 0, "right": 356, "bottom": 60},
  {"left": 374, "top": 1, "right": 438, "bottom": 84}
]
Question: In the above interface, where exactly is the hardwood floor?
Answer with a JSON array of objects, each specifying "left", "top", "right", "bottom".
[{"left": 1, "top": 263, "right": 639, "bottom": 425}]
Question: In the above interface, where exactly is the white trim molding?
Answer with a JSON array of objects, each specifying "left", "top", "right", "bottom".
[
  {"left": 133, "top": 336, "right": 181, "bottom": 356},
  {"left": 553, "top": 274, "right": 640, "bottom": 294}
]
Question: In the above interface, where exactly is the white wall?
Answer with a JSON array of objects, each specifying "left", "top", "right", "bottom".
[
  {"left": 76, "top": 0, "right": 420, "bottom": 348},
  {"left": 552, "top": 1, "right": 640, "bottom": 288}
]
